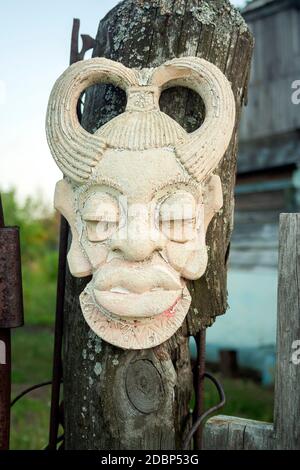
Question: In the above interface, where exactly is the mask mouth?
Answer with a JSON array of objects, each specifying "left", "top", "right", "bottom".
[
  {"left": 93, "top": 288, "right": 182, "bottom": 320},
  {"left": 80, "top": 282, "right": 192, "bottom": 350},
  {"left": 93, "top": 261, "right": 185, "bottom": 320},
  {"left": 94, "top": 262, "right": 183, "bottom": 293}
]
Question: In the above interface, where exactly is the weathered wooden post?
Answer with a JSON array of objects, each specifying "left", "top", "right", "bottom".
[
  {"left": 203, "top": 213, "right": 300, "bottom": 450},
  {"left": 48, "top": 0, "right": 253, "bottom": 450}
]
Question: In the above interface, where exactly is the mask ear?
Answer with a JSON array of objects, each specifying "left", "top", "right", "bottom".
[
  {"left": 203, "top": 174, "right": 223, "bottom": 231},
  {"left": 54, "top": 179, "right": 92, "bottom": 277}
]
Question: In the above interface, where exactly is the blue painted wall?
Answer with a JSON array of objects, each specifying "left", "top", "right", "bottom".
[{"left": 205, "top": 267, "right": 278, "bottom": 385}]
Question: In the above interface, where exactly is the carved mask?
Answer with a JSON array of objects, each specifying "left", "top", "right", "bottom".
[{"left": 46, "top": 57, "right": 235, "bottom": 349}]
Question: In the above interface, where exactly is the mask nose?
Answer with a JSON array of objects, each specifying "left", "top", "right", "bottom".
[{"left": 110, "top": 216, "right": 166, "bottom": 262}]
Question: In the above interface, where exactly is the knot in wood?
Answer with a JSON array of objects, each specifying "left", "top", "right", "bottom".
[{"left": 125, "top": 359, "right": 164, "bottom": 414}]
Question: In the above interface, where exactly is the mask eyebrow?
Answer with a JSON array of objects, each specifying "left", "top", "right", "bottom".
[
  {"left": 82, "top": 194, "right": 119, "bottom": 221},
  {"left": 93, "top": 176, "right": 125, "bottom": 193},
  {"left": 76, "top": 176, "right": 125, "bottom": 198},
  {"left": 152, "top": 176, "right": 200, "bottom": 197}
]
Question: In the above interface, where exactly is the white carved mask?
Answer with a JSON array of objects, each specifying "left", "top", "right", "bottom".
[{"left": 46, "top": 57, "right": 235, "bottom": 349}]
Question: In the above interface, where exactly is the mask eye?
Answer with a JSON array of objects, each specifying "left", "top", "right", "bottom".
[
  {"left": 83, "top": 193, "right": 119, "bottom": 242},
  {"left": 160, "top": 218, "right": 196, "bottom": 242},
  {"left": 85, "top": 220, "right": 118, "bottom": 242},
  {"left": 159, "top": 192, "right": 197, "bottom": 242}
]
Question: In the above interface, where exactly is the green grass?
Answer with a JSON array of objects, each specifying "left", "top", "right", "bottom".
[
  {"left": 204, "top": 375, "right": 274, "bottom": 423},
  {"left": 12, "top": 327, "right": 54, "bottom": 384},
  {"left": 10, "top": 393, "right": 51, "bottom": 450},
  {"left": 21, "top": 254, "right": 57, "bottom": 327},
  {"left": 10, "top": 327, "right": 54, "bottom": 450}
]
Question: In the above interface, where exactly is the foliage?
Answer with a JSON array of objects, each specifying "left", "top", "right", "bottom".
[
  {"left": 10, "top": 394, "right": 51, "bottom": 450},
  {"left": 204, "top": 374, "right": 274, "bottom": 423},
  {"left": 12, "top": 328, "right": 53, "bottom": 385},
  {"left": 1, "top": 189, "right": 59, "bottom": 326},
  {"left": 10, "top": 328, "right": 54, "bottom": 450}
]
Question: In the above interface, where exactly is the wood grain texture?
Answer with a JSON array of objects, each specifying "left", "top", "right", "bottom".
[
  {"left": 64, "top": 0, "right": 253, "bottom": 450},
  {"left": 274, "top": 213, "right": 300, "bottom": 449},
  {"left": 203, "top": 415, "right": 275, "bottom": 450},
  {"left": 203, "top": 214, "right": 300, "bottom": 450}
]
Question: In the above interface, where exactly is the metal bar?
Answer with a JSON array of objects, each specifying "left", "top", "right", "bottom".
[
  {"left": 48, "top": 19, "right": 79, "bottom": 449},
  {"left": 48, "top": 18, "right": 77, "bottom": 450},
  {"left": 48, "top": 18, "right": 96, "bottom": 450},
  {"left": 0, "top": 194, "right": 24, "bottom": 449},
  {"left": 0, "top": 195, "right": 11, "bottom": 450},
  {"left": 0, "top": 328, "right": 11, "bottom": 450},
  {"left": 0, "top": 195, "right": 3, "bottom": 227},
  {"left": 70, "top": 17, "right": 96, "bottom": 63},
  {"left": 48, "top": 216, "right": 69, "bottom": 449},
  {"left": 0, "top": 228, "right": 24, "bottom": 329},
  {"left": 193, "top": 329, "right": 206, "bottom": 450},
  {"left": 11, "top": 381, "right": 53, "bottom": 408},
  {"left": 183, "top": 372, "right": 226, "bottom": 450},
  {"left": 70, "top": 18, "right": 80, "bottom": 65}
]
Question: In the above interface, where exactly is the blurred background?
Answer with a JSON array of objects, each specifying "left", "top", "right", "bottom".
[{"left": 1, "top": 0, "right": 299, "bottom": 449}]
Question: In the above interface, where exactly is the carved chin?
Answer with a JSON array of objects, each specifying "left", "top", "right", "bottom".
[{"left": 80, "top": 284, "right": 191, "bottom": 349}]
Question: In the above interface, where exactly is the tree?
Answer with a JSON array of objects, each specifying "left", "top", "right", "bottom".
[{"left": 63, "top": 0, "right": 253, "bottom": 450}]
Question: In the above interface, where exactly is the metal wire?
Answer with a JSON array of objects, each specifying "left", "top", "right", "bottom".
[
  {"left": 11, "top": 380, "right": 65, "bottom": 450},
  {"left": 182, "top": 372, "right": 226, "bottom": 450},
  {"left": 11, "top": 381, "right": 54, "bottom": 407}
]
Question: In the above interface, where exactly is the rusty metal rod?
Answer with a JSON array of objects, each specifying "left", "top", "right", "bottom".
[
  {"left": 0, "top": 195, "right": 4, "bottom": 227},
  {"left": 48, "top": 216, "right": 69, "bottom": 449},
  {"left": 48, "top": 19, "right": 78, "bottom": 449},
  {"left": 0, "top": 194, "right": 24, "bottom": 449},
  {"left": 48, "top": 18, "right": 95, "bottom": 450},
  {"left": 48, "top": 18, "right": 77, "bottom": 450},
  {"left": 0, "top": 195, "right": 11, "bottom": 450},
  {"left": 11, "top": 380, "right": 53, "bottom": 408},
  {"left": 70, "top": 18, "right": 80, "bottom": 65},
  {"left": 183, "top": 372, "right": 226, "bottom": 450},
  {"left": 0, "top": 328, "right": 11, "bottom": 450},
  {"left": 193, "top": 329, "right": 206, "bottom": 450}
]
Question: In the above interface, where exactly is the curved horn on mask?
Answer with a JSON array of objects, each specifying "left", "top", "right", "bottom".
[
  {"left": 151, "top": 57, "right": 236, "bottom": 182},
  {"left": 46, "top": 58, "right": 139, "bottom": 183}
]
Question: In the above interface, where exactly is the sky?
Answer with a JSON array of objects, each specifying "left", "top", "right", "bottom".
[{"left": 0, "top": 0, "right": 246, "bottom": 206}]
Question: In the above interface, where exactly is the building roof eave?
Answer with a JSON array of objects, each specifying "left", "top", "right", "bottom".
[{"left": 238, "top": 131, "right": 300, "bottom": 174}]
